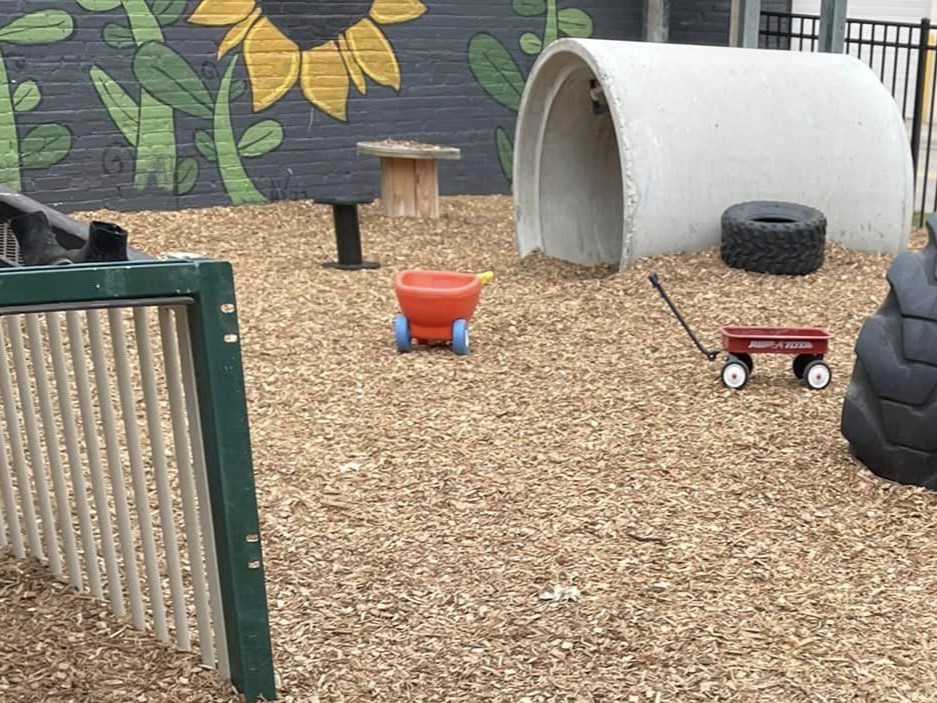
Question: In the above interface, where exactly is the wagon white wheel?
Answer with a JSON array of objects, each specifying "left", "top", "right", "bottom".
[
  {"left": 804, "top": 360, "right": 832, "bottom": 390},
  {"left": 721, "top": 359, "right": 749, "bottom": 390}
]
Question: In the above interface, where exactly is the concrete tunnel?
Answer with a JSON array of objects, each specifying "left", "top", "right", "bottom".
[{"left": 512, "top": 39, "right": 915, "bottom": 270}]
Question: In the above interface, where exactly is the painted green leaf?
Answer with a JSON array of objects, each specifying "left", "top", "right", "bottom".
[
  {"left": 214, "top": 55, "right": 268, "bottom": 205},
  {"left": 0, "top": 10, "right": 74, "bottom": 46},
  {"left": 519, "top": 32, "right": 542, "bottom": 55},
  {"left": 496, "top": 127, "right": 513, "bottom": 182},
  {"left": 20, "top": 124, "right": 71, "bottom": 169},
  {"left": 512, "top": 0, "right": 546, "bottom": 16},
  {"left": 103, "top": 23, "right": 134, "bottom": 49},
  {"left": 13, "top": 81, "right": 41, "bottom": 113},
  {"left": 195, "top": 130, "right": 217, "bottom": 162},
  {"left": 238, "top": 120, "right": 284, "bottom": 158},
  {"left": 90, "top": 65, "right": 139, "bottom": 146},
  {"left": 558, "top": 8, "right": 593, "bottom": 38},
  {"left": 231, "top": 79, "right": 247, "bottom": 101},
  {"left": 133, "top": 42, "right": 212, "bottom": 119},
  {"left": 76, "top": 0, "right": 121, "bottom": 10},
  {"left": 468, "top": 33, "right": 525, "bottom": 112},
  {"left": 176, "top": 157, "right": 198, "bottom": 194},
  {"left": 152, "top": 0, "right": 187, "bottom": 26}
]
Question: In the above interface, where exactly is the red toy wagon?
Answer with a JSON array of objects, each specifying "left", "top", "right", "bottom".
[
  {"left": 649, "top": 273, "right": 833, "bottom": 390},
  {"left": 393, "top": 269, "right": 493, "bottom": 355}
]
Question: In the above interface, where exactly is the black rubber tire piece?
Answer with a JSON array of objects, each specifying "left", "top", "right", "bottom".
[
  {"left": 720, "top": 201, "right": 827, "bottom": 275},
  {"left": 840, "top": 214, "right": 937, "bottom": 489},
  {"left": 802, "top": 359, "right": 832, "bottom": 390},
  {"left": 721, "top": 358, "right": 749, "bottom": 390},
  {"left": 792, "top": 353, "right": 819, "bottom": 379}
]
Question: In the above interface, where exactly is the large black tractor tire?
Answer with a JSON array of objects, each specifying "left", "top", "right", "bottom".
[
  {"left": 720, "top": 201, "right": 827, "bottom": 275},
  {"left": 840, "top": 214, "right": 937, "bottom": 489}
]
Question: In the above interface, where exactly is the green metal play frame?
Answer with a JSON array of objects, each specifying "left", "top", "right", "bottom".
[{"left": 0, "top": 259, "right": 276, "bottom": 702}]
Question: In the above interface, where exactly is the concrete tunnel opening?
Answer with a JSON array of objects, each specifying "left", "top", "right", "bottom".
[
  {"left": 514, "top": 39, "right": 914, "bottom": 269},
  {"left": 538, "top": 62, "right": 624, "bottom": 267}
]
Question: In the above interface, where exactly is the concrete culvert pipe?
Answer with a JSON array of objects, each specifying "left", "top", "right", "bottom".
[{"left": 512, "top": 39, "right": 915, "bottom": 270}]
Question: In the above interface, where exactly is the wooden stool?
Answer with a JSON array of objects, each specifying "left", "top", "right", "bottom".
[
  {"left": 357, "top": 140, "right": 461, "bottom": 219},
  {"left": 315, "top": 197, "right": 380, "bottom": 271}
]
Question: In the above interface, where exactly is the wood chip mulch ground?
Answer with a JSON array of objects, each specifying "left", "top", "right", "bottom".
[{"left": 2, "top": 196, "right": 936, "bottom": 703}]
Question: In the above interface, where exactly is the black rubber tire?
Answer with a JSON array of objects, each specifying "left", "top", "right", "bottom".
[
  {"left": 793, "top": 353, "right": 822, "bottom": 379},
  {"left": 720, "top": 201, "right": 827, "bottom": 275},
  {"left": 721, "top": 358, "right": 749, "bottom": 390},
  {"left": 736, "top": 353, "right": 753, "bottom": 373},
  {"left": 840, "top": 215, "right": 937, "bottom": 489},
  {"left": 802, "top": 359, "right": 832, "bottom": 390}
]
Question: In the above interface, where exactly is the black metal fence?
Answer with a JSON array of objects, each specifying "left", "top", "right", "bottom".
[{"left": 760, "top": 11, "right": 936, "bottom": 226}]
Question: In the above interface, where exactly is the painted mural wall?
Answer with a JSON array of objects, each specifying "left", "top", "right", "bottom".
[
  {"left": 668, "top": 0, "right": 790, "bottom": 45},
  {"left": 0, "top": 1, "right": 642, "bottom": 213}
]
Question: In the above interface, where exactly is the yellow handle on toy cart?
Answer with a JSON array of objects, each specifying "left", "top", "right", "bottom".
[{"left": 409, "top": 267, "right": 493, "bottom": 285}]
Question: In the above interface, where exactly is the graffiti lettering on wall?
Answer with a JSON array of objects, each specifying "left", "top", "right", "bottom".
[
  {"left": 0, "top": 0, "right": 426, "bottom": 205},
  {"left": 0, "top": 10, "right": 75, "bottom": 192},
  {"left": 468, "top": 0, "right": 594, "bottom": 183}
]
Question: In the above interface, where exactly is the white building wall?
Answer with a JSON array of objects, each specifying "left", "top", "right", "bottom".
[{"left": 790, "top": 0, "right": 933, "bottom": 122}]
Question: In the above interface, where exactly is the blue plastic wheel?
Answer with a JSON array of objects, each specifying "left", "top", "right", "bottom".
[
  {"left": 451, "top": 319, "right": 470, "bottom": 355},
  {"left": 394, "top": 315, "right": 412, "bottom": 353}
]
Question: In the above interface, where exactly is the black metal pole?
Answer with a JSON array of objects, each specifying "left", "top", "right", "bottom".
[
  {"left": 333, "top": 204, "right": 363, "bottom": 266},
  {"left": 320, "top": 200, "right": 380, "bottom": 271},
  {"left": 910, "top": 18, "right": 930, "bottom": 192},
  {"left": 648, "top": 273, "right": 719, "bottom": 361}
]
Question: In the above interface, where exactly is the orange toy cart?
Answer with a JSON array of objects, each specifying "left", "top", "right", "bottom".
[{"left": 393, "top": 269, "right": 493, "bottom": 355}]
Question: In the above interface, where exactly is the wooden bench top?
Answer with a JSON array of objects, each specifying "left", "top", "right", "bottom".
[{"left": 357, "top": 139, "right": 461, "bottom": 161}]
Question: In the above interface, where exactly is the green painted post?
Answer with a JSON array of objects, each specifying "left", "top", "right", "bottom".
[
  {"left": 819, "top": 0, "right": 848, "bottom": 53},
  {"left": 186, "top": 261, "right": 276, "bottom": 702}
]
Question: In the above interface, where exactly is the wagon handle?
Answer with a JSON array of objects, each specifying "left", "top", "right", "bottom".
[{"left": 648, "top": 272, "right": 719, "bottom": 361}]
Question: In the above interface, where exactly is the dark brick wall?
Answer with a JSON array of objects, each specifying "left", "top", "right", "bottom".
[
  {"left": 0, "top": 0, "right": 751, "bottom": 213},
  {"left": 669, "top": 0, "right": 791, "bottom": 46}
]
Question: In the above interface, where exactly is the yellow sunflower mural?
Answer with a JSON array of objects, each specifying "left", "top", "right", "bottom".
[{"left": 188, "top": 0, "right": 427, "bottom": 120}]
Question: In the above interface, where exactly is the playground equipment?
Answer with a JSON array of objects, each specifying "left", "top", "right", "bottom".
[
  {"left": 513, "top": 39, "right": 913, "bottom": 271},
  {"left": 316, "top": 196, "right": 380, "bottom": 271},
  {"left": 650, "top": 273, "right": 834, "bottom": 390},
  {"left": 357, "top": 140, "right": 462, "bottom": 219},
  {"left": 720, "top": 201, "right": 827, "bottom": 276},
  {"left": 10, "top": 211, "right": 129, "bottom": 266},
  {"left": 841, "top": 213, "right": 937, "bottom": 490},
  {"left": 0, "top": 187, "right": 276, "bottom": 702},
  {"left": 0, "top": 185, "right": 146, "bottom": 266},
  {"left": 393, "top": 270, "right": 493, "bottom": 355}
]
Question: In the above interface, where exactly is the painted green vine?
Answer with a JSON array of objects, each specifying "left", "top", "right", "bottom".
[
  {"left": 206, "top": 56, "right": 278, "bottom": 206},
  {"left": 79, "top": 0, "right": 184, "bottom": 193},
  {"left": 79, "top": 0, "right": 278, "bottom": 202},
  {"left": 131, "top": 44, "right": 281, "bottom": 205},
  {"left": 468, "top": 0, "right": 594, "bottom": 182},
  {"left": 0, "top": 10, "right": 75, "bottom": 192}
]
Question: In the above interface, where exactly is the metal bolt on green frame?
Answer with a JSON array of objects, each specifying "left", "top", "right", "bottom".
[{"left": 0, "top": 259, "right": 277, "bottom": 702}]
